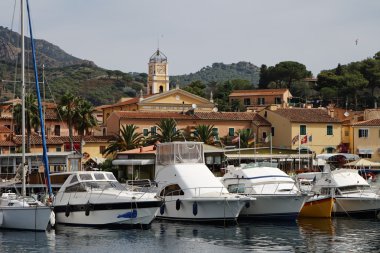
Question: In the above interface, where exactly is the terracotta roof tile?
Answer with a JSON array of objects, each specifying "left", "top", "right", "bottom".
[
  {"left": 271, "top": 108, "right": 341, "bottom": 123},
  {"left": 114, "top": 111, "right": 197, "bottom": 120},
  {"left": 229, "top": 89, "right": 290, "bottom": 97},
  {"left": 194, "top": 112, "right": 270, "bottom": 125},
  {"left": 13, "top": 134, "right": 64, "bottom": 145},
  {"left": 0, "top": 140, "right": 17, "bottom": 147},
  {"left": 352, "top": 119, "right": 380, "bottom": 126},
  {"left": 0, "top": 125, "right": 12, "bottom": 133},
  {"left": 56, "top": 135, "right": 113, "bottom": 143}
]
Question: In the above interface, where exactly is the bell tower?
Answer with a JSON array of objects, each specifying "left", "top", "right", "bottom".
[{"left": 147, "top": 49, "right": 169, "bottom": 95}]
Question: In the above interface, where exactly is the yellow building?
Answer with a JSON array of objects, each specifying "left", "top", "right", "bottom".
[
  {"left": 259, "top": 107, "right": 342, "bottom": 154},
  {"left": 351, "top": 119, "right": 380, "bottom": 161}
]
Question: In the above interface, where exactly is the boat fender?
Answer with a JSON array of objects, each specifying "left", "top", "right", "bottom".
[
  {"left": 193, "top": 201, "right": 198, "bottom": 216},
  {"left": 176, "top": 199, "right": 181, "bottom": 210},
  {"left": 85, "top": 202, "right": 92, "bottom": 216},
  {"left": 245, "top": 201, "right": 250, "bottom": 208},
  {"left": 160, "top": 203, "right": 165, "bottom": 215},
  {"left": 65, "top": 204, "right": 71, "bottom": 217}
]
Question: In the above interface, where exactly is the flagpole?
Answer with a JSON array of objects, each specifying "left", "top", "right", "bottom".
[
  {"left": 270, "top": 133, "right": 272, "bottom": 164},
  {"left": 307, "top": 134, "right": 310, "bottom": 169},
  {"left": 298, "top": 132, "right": 301, "bottom": 171},
  {"left": 238, "top": 133, "right": 241, "bottom": 165}
]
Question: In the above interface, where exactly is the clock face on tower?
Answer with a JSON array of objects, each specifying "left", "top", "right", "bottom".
[{"left": 156, "top": 65, "right": 165, "bottom": 74}]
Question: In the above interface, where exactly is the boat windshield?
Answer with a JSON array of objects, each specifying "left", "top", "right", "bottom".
[
  {"left": 64, "top": 181, "right": 125, "bottom": 193},
  {"left": 337, "top": 185, "right": 370, "bottom": 194}
]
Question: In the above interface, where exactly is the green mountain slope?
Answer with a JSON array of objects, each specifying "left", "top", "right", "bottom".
[{"left": 172, "top": 61, "right": 260, "bottom": 87}]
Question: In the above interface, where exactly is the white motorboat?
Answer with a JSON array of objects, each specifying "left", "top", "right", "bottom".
[
  {"left": 154, "top": 142, "right": 250, "bottom": 223},
  {"left": 53, "top": 171, "right": 162, "bottom": 227},
  {"left": 297, "top": 165, "right": 380, "bottom": 218},
  {"left": 220, "top": 163, "right": 307, "bottom": 220}
]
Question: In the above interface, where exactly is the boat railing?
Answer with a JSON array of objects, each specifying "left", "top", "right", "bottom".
[
  {"left": 161, "top": 186, "right": 228, "bottom": 201},
  {"left": 242, "top": 182, "right": 301, "bottom": 195}
]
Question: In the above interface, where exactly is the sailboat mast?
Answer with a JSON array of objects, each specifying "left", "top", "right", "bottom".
[{"left": 21, "top": 0, "right": 26, "bottom": 197}]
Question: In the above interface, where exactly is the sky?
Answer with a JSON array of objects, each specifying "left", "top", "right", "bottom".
[{"left": 0, "top": 0, "right": 379, "bottom": 77}]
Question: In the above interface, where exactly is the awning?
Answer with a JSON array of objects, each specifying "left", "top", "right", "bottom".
[
  {"left": 357, "top": 148, "right": 373, "bottom": 155},
  {"left": 225, "top": 154, "right": 312, "bottom": 160},
  {"left": 112, "top": 159, "right": 155, "bottom": 166}
]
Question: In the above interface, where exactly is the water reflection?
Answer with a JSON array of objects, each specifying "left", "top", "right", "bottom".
[{"left": 0, "top": 218, "right": 379, "bottom": 252}]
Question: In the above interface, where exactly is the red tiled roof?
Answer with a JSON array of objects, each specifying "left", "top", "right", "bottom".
[
  {"left": 271, "top": 108, "right": 341, "bottom": 123},
  {"left": 352, "top": 119, "right": 380, "bottom": 126},
  {"left": 0, "top": 125, "right": 12, "bottom": 133},
  {"left": 118, "top": 145, "right": 156, "bottom": 154},
  {"left": 195, "top": 112, "right": 270, "bottom": 125},
  {"left": 100, "top": 96, "right": 153, "bottom": 109},
  {"left": 114, "top": 111, "right": 197, "bottom": 120},
  {"left": 13, "top": 134, "right": 64, "bottom": 145},
  {"left": 0, "top": 140, "right": 17, "bottom": 147},
  {"left": 229, "top": 89, "right": 289, "bottom": 97},
  {"left": 56, "top": 135, "right": 113, "bottom": 143}
]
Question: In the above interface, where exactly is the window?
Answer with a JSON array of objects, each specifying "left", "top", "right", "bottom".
[
  {"left": 358, "top": 129, "right": 368, "bottom": 138},
  {"left": 54, "top": 125, "right": 60, "bottom": 136},
  {"left": 274, "top": 97, "right": 281, "bottom": 104},
  {"left": 143, "top": 128, "right": 149, "bottom": 137},
  {"left": 56, "top": 147, "right": 62, "bottom": 152},
  {"left": 271, "top": 127, "right": 275, "bottom": 137},
  {"left": 257, "top": 97, "right": 265, "bottom": 105},
  {"left": 345, "top": 130, "right": 349, "bottom": 137},
  {"left": 300, "top": 125, "right": 306, "bottom": 135},
  {"left": 243, "top": 98, "right": 251, "bottom": 106},
  {"left": 160, "top": 184, "right": 184, "bottom": 196},
  {"left": 100, "top": 146, "right": 106, "bottom": 154},
  {"left": 359, "top": 154, "right": 372, "bottom": 159},
  {"left": 227, "top": 184, "right": 245, "bottom": 193},
  {"left": 228, "top": 128, "right": 235, "bottom": 137},
  {"left": 327, "top": 125, "right": 333, "bottom": 136},
  {"left": 151, "top": 126, "right": 157, "bottom": 135}
]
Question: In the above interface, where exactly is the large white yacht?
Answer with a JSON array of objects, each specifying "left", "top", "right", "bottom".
[
  {"left": 154, "top": 142, "right": 250, "bottom": 223},
  {"left": 53, "top": 171, "right": 162, "bottom": 228},
  {"left": 297, "top": 165, "right": 380, "bottom": 218},
  {"left": 220, "top": 162, "right": 307, "bottom": 220}
]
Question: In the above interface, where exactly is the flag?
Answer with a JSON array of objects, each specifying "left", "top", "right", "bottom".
[
  {"left": 308, "top": 135, "right": 313, "bottom": 142},
  {"left": 301, "top": 135, "right": 308, "bottom": 144},
  {"left": 248, "top": 137, "right": 255, "bottom": 145},
  {"left": 231, "top": 136, "right": 240, "bottom": 144},
  {"left": 292, "top": 135, "right": 299, "bottom": 145}
]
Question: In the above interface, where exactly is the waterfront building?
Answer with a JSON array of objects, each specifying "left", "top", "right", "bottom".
[
  {"left": 351, "top": 119, "right": 380, "bottom": 161},
  {"left": 229, "top": 88, "right": 292, "bottom": 111},
  {"left": 259, "top": 107, "right": 342, "bottom": 155}
]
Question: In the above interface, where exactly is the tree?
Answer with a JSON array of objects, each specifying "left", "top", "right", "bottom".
[
  {"left": 258, "top": 64, "right": 269, "bottom": 89},
  {"left": 103, "top": 124, "right": 143, "bottom": 157},
  {"left": 342, "top": 72, "right": 368, "bottom": 110},
  {"left": 151, "top": 118, "right": 182, "bottom": 143},
  {"left": 268, "top": 61, "right": 312, "bottom": 89},
  {"left": 193, "top": 124, "right": 216, "bottom": 144},
  {"left": 183, "top": 80, "right": 206, "bottom": 98},
  {"left": 236, "top": 129, "right": 255, "bottom": 148},
  {"left": 360, "top": 58, "right": 380, "bottom": 99},
  {"left": 12, "top": 93, "right": 39, "bottom": 152},
  {"left": 74, "top": 98, "right": 97, "bottom": 135},
  {"left": 230, "top": 99, "right": 245, "bottom": 112},
  {"left": 58, "top": 92, "right": 80, "bottom": 151}
]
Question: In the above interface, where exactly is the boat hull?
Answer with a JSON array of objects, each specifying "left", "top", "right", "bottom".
[
  {"left": 54, "top": 201, "right": 161, "bottom": 226},
  {"left": 156, "top": 197, "right": 245, "bottom": 222},
  {"left": 333, "top": 197, "right": 380, "bottom": 218},
  {"left": 299, "top": 196, "right": 334, "bottom": 218},
  {"left": 239, "top": 195, "right": 306, "bottom": 220},
  {"left": 0, "top": 206, "right": 52, "bottom": 231}
]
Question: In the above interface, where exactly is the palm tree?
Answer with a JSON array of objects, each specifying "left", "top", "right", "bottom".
[
  {"left": 103, "top": 124, "right": 144, "bottom": 157},
  {"left": 58, "top": 92, "right": 79, "bottom": 151},
  {"left": 13, "top": 93, "right": 39, "bottom": 152},
  {"left": 74, "top": 98, "right": 97, "bottom": 136},
  {"left": 193, "top": 124, "right": 216, "bottom": 144},
  {"left": 236, "top": 129, "right": 255, "bottom": 148},
  {"left": 152, "top": 118, "right": 182, "bottom": 143}
]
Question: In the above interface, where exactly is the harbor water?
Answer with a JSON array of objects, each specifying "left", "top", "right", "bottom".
[{"left": 1, "top": 218, "right": 380, "bottom": 252}]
